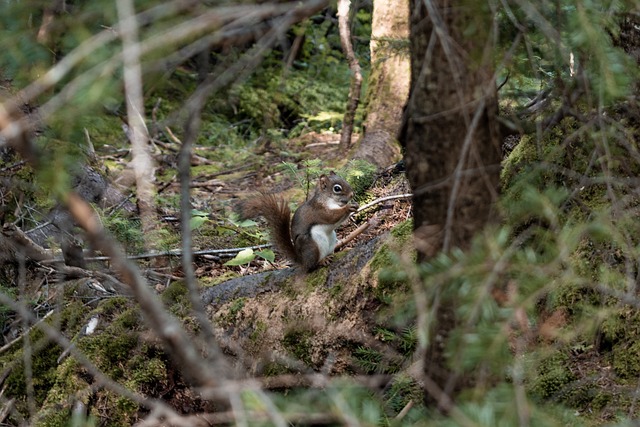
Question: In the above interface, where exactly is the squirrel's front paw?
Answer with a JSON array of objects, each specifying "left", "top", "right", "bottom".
[
  {"left": 319, "top": 255, "right": 333, "bottom": 267},
  {"left": 349, "top": 202, "right": 359, "bottom": 212}
]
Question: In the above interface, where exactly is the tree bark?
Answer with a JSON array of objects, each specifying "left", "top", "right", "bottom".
[
  {"left": 400, "top": 0, "right": 502, "bottom": 405},
  {"left": 337, "top": 0, "right": 362, "bottom": 149},
  {"left": 117, "top": 0, "right": 161, "bottom": 254},
  {"left": 354, "top": 0, "right": 410, "bottom": 168}
]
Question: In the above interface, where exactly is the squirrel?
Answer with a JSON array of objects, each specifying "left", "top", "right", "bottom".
[{"left": 237, "top": 172, "right": 359, "bottom": 272}]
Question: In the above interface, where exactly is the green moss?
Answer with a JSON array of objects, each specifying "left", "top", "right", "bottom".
[
  {"left": 262, "top": 361, "right": 295, "bottom": 376},
  {"left": 81, "top": 114, "right": 124, "bottom": 150},
  {"left": 303, "top": 267, "right": 329, "bottom": 293},
  {"left": 200, "top": 271, "right": 240, "bottom": 287},
  {"left": 611, "top": 341, "right": 640, "bottom": 379},
  {"left": 161, "top": 281, "right": 192, "bottom": 319},
  {"left": 3, "top": 342, "right": 64, "bottom": 414},
  {"left": 34, "top": 358, "right": 88, "bottom": 427},
  {"left": 369, "top": 220, "right": 413, "bottom": 273},
  {"left": 529, "top": 352, "right": 576, "bottom": 401},
  {"left": 128, "top": 356, "right": 167, "bottom": 388},
  {"left": 33, "top": 295, "right": 171, "bottom": 426},
  {"left": 92, "top": 296, "right": 131, "bottom": 316},
  {"left": 228, "top": 297, "right": 246, "bottom": 319},
  {"left": 101, "top": 211, "right": 144, "bottom": 254},
  {"left": 249, "top": 320, "right": 268, "bottom": 344},
  {"left": 78, "top": 329, "right": 138, "bottom": 369},
  {"left": 600, "top": 307, "right": 640, "bottom": 344},
  {"left": 390, "top": 219, "right": 414, "bottom": 241},
  {"left": 338, "top": 159, "right": 378, "bottom": 200},
  {"left": 282, "top": 329, "right": 314, "bottom": 366},
  {"left": 161, "top": 280, "right": 188, "bottom": 305}
]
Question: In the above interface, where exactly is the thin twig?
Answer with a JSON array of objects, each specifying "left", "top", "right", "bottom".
[
  {"left": 81, "top": 244, "right": 273, "bottom": 262},
  {"left": 356, "top": 193, "right": 412, "bottom": 213},
  {"left": 0, "top": 310, "right": 55, "bottom": 355},
  {"left": 335, "top": 220, "right": 372, "bottom": 251},
  {"left": 179, "top": 83, "right": 218, "bottom": 357}
]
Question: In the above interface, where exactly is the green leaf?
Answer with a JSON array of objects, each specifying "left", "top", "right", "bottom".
[
  {"left": 191, "top": 209, "right": 209, "bottom": 217},
  {"left": 255, "top": 249, "right": 275, "bottom": 263},
  {"left": 228, "top": 215, "right": 258, "bottom": 228},
  {"left": 224, "top": 248, "right": 255, "bottom": 266},
  {"left": 236, "top": 219, "right": 259, "bottom": 228},
  {"left": 189, "top": 215, "right": 208, "bottom": 231}
]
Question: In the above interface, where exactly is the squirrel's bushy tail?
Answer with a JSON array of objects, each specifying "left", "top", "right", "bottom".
[{"left": 236, "top": 194, "right": 298, "bottom": 264}]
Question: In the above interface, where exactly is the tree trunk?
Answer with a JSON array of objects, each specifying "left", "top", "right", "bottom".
[
  {"left": 353, "top": 0, "right": 410, "bottom": 168},
  {"left": 337, "top": 0, "right": 362, "bottom": 149},
  {"left": 117, "top": 0, "right": 161, "bottom": 254},
  {"left": 400, "top": 0, "right": 502, "bottom": 405}
]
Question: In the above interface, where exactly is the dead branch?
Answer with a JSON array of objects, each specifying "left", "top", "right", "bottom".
[
  {"left": 178, "top": 85, "right": 218, "bottom": 357},
  {"left": 335, "top": 219, "right": 373, "bottom": 251},
  {"left": 356, "top": 193, "right": 412, "bottom": 213},
  {"left": 1, "top": 223, "right": 54, "bottom": 262}
]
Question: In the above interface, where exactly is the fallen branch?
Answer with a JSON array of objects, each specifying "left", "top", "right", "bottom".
[
  {"left": 0, "top": 310, "right": 54, "bottom": 355},
  {"left": 356, "top": 193, "right": 412, "bottom": 213},
  {"left": 336, "top": 215, "right": 379, "bottom": 251},
  {"left": 2, "top": 223, "right": 54, "bottom": 262}
]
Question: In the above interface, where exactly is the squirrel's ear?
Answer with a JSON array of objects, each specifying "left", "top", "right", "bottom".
[
  {"left": 329, "top": 171, "right": 336, "bottom": 176},
  {"left": 318, "top": 174, "right": 328, "bottom": 189}
]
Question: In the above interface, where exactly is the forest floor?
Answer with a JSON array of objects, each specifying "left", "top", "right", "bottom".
[
  {"left": 3, "top": 66, "right": 639, "bottom": 426},
  {"left": 148, "top": 129, "right": 412, "bottom": 285}
]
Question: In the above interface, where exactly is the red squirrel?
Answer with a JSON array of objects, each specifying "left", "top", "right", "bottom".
[{"left": 238, "top": 172, "right": 358, "bottom": 272}]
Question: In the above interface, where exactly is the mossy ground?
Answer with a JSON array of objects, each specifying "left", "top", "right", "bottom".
[
  {"left": 0, "top": 279, "right": 207, "bottom": 426},
  {"left": 499, "top": 105, "right": 640, "bottom": 422}
]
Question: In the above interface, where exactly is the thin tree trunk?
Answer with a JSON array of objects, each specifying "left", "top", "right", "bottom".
[
  {"left": 117, "top": 0, "right": 160, "bottom": 253},
  {"left": 337, "top": 0, "right": 362, "bottom": 149},
  {"left": 400, "top": 0, "right": 502, "bottom": 405},
  {"left": 354, "top": 0, "right": 410, "bottom": 168}
]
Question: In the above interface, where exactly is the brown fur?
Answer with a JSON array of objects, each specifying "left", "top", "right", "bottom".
[
  {"left": 237, "top": 194, "right": 299, "bottom": 265},
  {"left": 237, "top": 173, "right": 357, "bottom": 272}
]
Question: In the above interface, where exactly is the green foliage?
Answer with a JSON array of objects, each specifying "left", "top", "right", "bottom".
[
  {"left": 224, "top": 247, "right": 255, "bottom": 266},
  {"left": 100, "top": 211, "right": 144, "bottom": 254},
  {"left": 384, "top": 374, "right": 423, "bottom": 418},
  {"left": 611, "top": 340, "right": 640, "bottom": 380},
  {"left": 529, "top": 352, "right": 577, "bottom": 401},
  {"left": 427, "top": 384, "right": 584, "bottom": 427},
  {"left": 241, "top": 382, "right": 383, "bottom": 425},
  {"left": 279, "top": 159, "right": 324, "bottom": 194},
  {"left": 499, "top": 1, "right": 637, "bottom": 110},
  {"left": 338, "top": 159, "right": 378, "bottom": 200},
  {"left": 353, "top": 346, "right": 384, "bottom": 374},
  {"left": 229, "top": 64, "right": 351, "bottom": 136},
  {"left": 3, "top": 342, "right": 64, "bottom": 412},
  {"left": 189, "top": 209, "right": 209, "bottom": 231}
]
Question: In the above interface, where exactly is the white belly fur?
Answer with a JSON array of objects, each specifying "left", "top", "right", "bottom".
[{"left": 310, "top": 223, "right": 338, "bottom": 260}]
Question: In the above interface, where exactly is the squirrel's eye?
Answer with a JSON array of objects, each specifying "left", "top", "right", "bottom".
[{"left": 333, "top": 184, "right": 342, "bottom": 193}]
